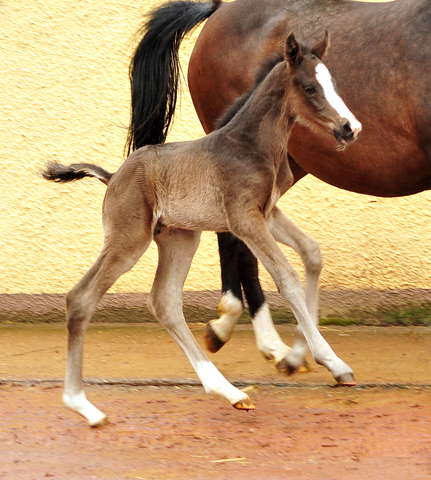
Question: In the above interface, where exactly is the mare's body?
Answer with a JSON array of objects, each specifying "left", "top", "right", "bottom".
[{"left": 190, "top": 0, "right": 431, "bottom": 196}]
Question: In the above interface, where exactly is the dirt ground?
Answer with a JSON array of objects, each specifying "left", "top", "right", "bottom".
[
  {"left": 1, "top": 324, "right": 431, "bottom": 479},
  {"left": 1, "top": 385, "right": 431, "bottom": 480}
]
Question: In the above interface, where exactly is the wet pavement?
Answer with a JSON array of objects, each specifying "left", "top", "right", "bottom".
[{"left": 1, "top": 323, "right": 430, "bottom": 386}]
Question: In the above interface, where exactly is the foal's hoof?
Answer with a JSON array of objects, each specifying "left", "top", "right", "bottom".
[
  {"left": 232, "top": 398, "right": 256, "bottom": 411},
  {"left": 276, "top": 358, "right": 311, "bottom": 375},
  {"left": 90, "top": 416, "right": 110, "bottom": 428},
  {"left": 203, "top": 323, "right": 226, "bottom": 353},
  {"left": 335, "top": 372, "right": 357, "bottom": 386}
]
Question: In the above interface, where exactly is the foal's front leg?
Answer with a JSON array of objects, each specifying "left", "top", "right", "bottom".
[
  {"left": 231, "top": 212, "right": 355, "bottom": 385},
  {"left": 148, "top": 228, "right": 255, "bottom": 410},
  {"left": 267, "top": 207, "right": 322, "bottom": 373}
]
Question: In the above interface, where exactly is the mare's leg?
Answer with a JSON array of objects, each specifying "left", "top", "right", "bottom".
[
  {"left": 64, "top": 201, "right": 152, "bottom": 426},
  {"left": 206, "top": 234, "right": 293, "bottom": 366},
  {"left": 148, "top": 228, "right": 254, "bottom": 410},
  {"left": 204, "top": 233, "right": 245, "bottom": 352},
  {"left": 230, "top": 211, "right": 355, "bottom": 385}
]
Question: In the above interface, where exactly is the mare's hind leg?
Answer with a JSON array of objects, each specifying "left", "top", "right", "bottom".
[
  {"left": 64, "top": 208, "right": 152, "bottom": 426},
  {"left": 149, "top": 228, "right": 254, "bottom": 410},
  {"left": 206, "top": 233, "right": 293, "bottom": 367},
  {"left": 204, "top": 233, "right": 245, "bottom": 352},
  {"left": 230, "top": 211, "right": 355, "bottom": 386}
]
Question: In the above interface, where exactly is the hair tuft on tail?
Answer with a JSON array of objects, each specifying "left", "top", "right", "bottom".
[{"left": 42, "top": 161, "right": 113, "bottom": 186}]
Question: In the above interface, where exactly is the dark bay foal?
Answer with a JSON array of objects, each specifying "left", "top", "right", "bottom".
[{"left": 43, "top": 33, "right": 360, "bottom": 426}]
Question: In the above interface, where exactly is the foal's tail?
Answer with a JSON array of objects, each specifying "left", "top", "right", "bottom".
[
  {"left": 42, "top": 162, "right": 113, "bottom": 186},
  {"left": 125, "top": 0, "right": 221, "bottom": 155}
]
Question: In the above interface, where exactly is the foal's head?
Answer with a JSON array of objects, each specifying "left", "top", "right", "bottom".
[{"left": 285, "top": 32, "right": 361, "bottom": 147}]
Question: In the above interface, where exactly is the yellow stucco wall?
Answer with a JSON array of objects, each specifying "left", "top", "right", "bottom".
[{"left": 1, "top": 0, "right": 430, "bottom": 295}]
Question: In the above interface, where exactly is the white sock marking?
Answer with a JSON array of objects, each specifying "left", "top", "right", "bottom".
[
  {"left": 63, "top": 391, "right": 107, "bottom": 426},
  {"left": 195, "top": 360, "right": 249, "bottom": 405},
  {"left": 211, "top": 291, "right": 243, "bottom": 342},
  {"left": 252, "top": 303, "right": 291, "bottom": 364}
]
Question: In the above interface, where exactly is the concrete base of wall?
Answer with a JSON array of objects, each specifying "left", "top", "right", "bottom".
[{"left": 1, "top": 289, "right": 431, "bottom": 326}]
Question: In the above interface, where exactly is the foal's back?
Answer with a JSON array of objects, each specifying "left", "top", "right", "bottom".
[{"left": 111, "top": 137, "right": 232, "bottom": 232}]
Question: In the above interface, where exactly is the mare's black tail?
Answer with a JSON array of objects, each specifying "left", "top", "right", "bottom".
[
  {"left": 125, "top": 0, "right": 221, "bottom": 155},
  {"left": 42, "top": 162, "right": 113, "bottom": 186}
]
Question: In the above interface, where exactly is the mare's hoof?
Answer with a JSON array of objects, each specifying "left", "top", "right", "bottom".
[
  {"left": 203, "top": 323, "right": 225, "bottom": 353},
  {"left": 276, "top": 358, "right": 311, "bottom": 375},
  {"left": 232, "top": 398, "right": 256, "bottom": 411},
  {"left": 90, "top": 417, "right": 110, "bottom": 428},
  {"left": 335, "top": 372, "right": 357, "bottom": 386}
]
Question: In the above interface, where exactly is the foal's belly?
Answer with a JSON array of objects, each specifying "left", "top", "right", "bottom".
[
  {"left": 157, "top": 187, "right": 229, "bottom": 232},
  {"left": 159, "top": 208, "right": 229, "bottom": 233}
]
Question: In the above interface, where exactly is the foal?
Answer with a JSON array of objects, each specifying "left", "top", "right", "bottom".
[{"left": 43, "top": 33, "right": 361, "bottom": 426}]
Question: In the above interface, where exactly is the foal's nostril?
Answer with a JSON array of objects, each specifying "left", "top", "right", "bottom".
[
  {"left": 333, "top": 120, "right": 357, "bottom": 145},
  {"left": 339, "top": 121, "right": 354, "bottom": 141},
  {"left": 342, "top": 122, "right": 353, "bottom": 135}
]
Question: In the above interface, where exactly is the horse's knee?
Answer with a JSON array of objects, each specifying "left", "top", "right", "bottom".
[
  {"left": 147, "top": 293, "right": 159, "bottom": 319},
  {"left": 65, "top": 289, "right": 91, "bottom": 336},
  {"left": 304, "top": 238, "right": 322, "bottom": 274},
  {"left": 147, "top": 292, "right": 174, "bottom": 325}
]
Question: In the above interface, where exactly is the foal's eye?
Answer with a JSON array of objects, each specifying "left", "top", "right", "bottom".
[{"left": 304, "top": 86, "right": 317, "bottom": 96}]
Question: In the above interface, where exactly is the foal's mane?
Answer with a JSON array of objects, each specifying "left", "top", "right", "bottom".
[{"left": 215, "top": 54, "right": 284, "bottom": 130}]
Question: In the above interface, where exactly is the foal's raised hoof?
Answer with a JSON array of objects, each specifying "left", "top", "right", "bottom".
[
  {"left": 276, "top": 358, "right": 311, "bottom": 375},
  {"left": 203, "top": 323, "right": 225, "bottom": 353},
  {"left": 90, "top": 417, "right": 110, "bottom": 428},
  {"left": 232, "top": 398, "right": 256, "bottom": 411},
  {"left": 335, "top": 372, "right": 357, "bottom": 386}
]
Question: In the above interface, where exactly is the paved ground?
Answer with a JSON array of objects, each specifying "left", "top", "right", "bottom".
[
  {"left": 1, "top": 323, "right": 430, "bottom": 385},
  {"left": 1, "top": 324, "right": 430, "bottom": 479}
]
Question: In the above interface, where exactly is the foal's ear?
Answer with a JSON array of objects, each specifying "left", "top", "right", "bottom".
[
  {"left": 285, "top": 33, "right": 303, "bottom": 68},
  {"left": 311, "top": 30, "right": 330, "bottom": 60}
]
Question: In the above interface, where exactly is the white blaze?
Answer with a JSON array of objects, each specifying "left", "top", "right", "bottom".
[{"left": 315, "top": 62, "right": 362, "bottom": 132}]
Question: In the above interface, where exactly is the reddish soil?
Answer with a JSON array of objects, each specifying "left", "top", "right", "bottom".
[
  {"left": 1, "top": 324, "right": 431, "bottom": 479},
  {"left": 1, "top": 384, "right": 431, "bottom": 480}
]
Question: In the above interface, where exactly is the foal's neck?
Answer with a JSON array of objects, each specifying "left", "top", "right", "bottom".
[{"left": 221, "top": 61, "right": 295, "bottom": 165}]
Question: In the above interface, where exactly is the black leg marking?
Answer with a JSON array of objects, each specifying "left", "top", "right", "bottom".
[
  {"left": 235, "top": 238, "right": 266, "bottom": 317},
  {"left": 217, "top": 232, "right": 244, "bottom": 303}
]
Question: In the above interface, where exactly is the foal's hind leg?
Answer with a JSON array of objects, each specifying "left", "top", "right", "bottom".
[
  {"left": 63, "top": 211, "right": 152, "bottom": 426},
  {"left": 148, "top": 228, "right": 255, "bottom": 410},
  {"left": 230, "top": 211, "right": 355, "bottom": 385}
]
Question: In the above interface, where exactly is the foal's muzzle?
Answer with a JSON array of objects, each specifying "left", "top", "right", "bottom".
[{"left": 334, "top": 118, "right": 362, "bottom": 146}]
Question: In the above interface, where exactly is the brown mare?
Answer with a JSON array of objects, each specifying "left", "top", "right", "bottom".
[
  {"left": 44, "top": 33, "right": 360, "bottom": 426},
  {"left": 127, "top": 0, "right": 431, "bottom": 374}
]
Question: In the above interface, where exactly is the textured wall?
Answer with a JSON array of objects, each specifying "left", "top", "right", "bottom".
[{"left": 1, "top": 0, "right": 430, "bottom": 296}]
